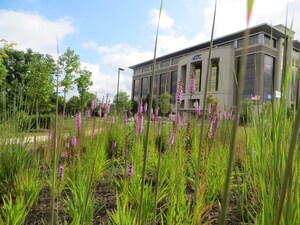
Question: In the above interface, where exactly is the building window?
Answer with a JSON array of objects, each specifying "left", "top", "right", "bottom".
[
  {"left": 141, "top": 77, "right": 150, "bottom": 99},
  {"left": 134, "top": 68, "right": 142, "bottom": 75},
  {"left": 194, "top": 63, "right": 202, "bottom": 92},
  {"left": 237, "top": 34, "right": 259, "bottom": 48},
  {"left": 153, "top": 75, "right": 159, "bottom": 99},
  {"left": 172, "top": 56, "right": 181, "bottom": 65},
  {"left": 133, "top": 79, "right": 140, "bottom": 101},
  {"left": 161, "top": 60, "right": 170, "bottom": 68},
  {"left": 264, "top": 34, "right": 277, "bottom": 48},
  {"left": 159, "top": 73, "right": 168, "bottom": 95},
  {"left": 181, "top": 65, "right": 187, "bottom": 92},
  {"left": 209, "top": 59, "right": 219, "bottom": 91},
  {"left": 263, "top": 55, "right": 274, "bottom": 100},
  {"left": 142, "top": 66, "right": 150, "bottom": 73},
  {"left": 238, "top": 54, "right": 256, "bottom": 98},
  {"left": 170, "top": 71, "right": 178, "bottom": 104}
]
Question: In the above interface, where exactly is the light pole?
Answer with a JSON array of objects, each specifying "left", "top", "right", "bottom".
[{"left": 117, "top": 67, "right": 124, "bottom": 114}]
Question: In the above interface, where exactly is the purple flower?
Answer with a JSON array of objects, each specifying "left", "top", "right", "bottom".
[
  {"left": 98, "top": 108, "right": 102, "bottom": 117},
  {"left": 86, "top": 108, "right": 91, "bottom": 118},
  {"left": 176, "top": 113, "right": 181, "bottom": 125},
  {"left": 169, "top": 121, "right": 176, "bottom": 145},
  {"left": 91, "top": 97, "right": 97, "bottom": 111},
  {"left": 58, "top": 164, "right": 64, "bottom": 181},
  {"left": 190, "top": 74, "right": 196, "bottom": 97},
  {"left": 61, "top": 151, "right": 68, "bottom": 158},
  {"left": 65, "top": 142, "right": 70, "bottom": 149},
  {"left": 143, "top": 102, "right": 148, "bottom": 113},
  {"left": 207, "top": 103, "right": 211, "bottom": 115},
  {"left": 76, "top": 112, "right": 81, "bottom": 136},
  {"left": 112, "top": 140, "right": 117, "bottom": 148},
  {"left": 155, "top": 108, "right": 159, "bottom": 118},
  {"left": 71, "top": 136, "right": 77, "bottom": 148},
  {"left": 127, "top": 162, "right": 134, "bottom": 179},
  {"left": 176, "top": 81, "right": 183, "bottom": 105},
  {"left": 138, "top": 113, "right": 144, "bottom": 134},
  {"left": 105, "top": 101, "right": 110, "bottom": 115},
  {"left": 123, "top": 113, "right": 128, "bottom": 125},
  {"left": 138, "top": 100, "right": 143, "bottom": 113}
]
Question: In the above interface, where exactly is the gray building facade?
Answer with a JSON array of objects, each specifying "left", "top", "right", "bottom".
[{"left": 130, "top": 23, "right": 300, "bottom": 111}]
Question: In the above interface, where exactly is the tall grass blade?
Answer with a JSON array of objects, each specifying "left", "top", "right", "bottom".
[
  {"left": 194, "top": 0, "right": 217, "bottom": 212},
  {"left": 137, "top": 1, "right": 163, "bottom": 224},
  {"left": 218, "top": 0, "right": 254, "bottom": 223}
]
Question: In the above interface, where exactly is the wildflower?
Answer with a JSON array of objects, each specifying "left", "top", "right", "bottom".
[
  {"left": 112, "top": 140, "right": 117, "bottom": 149},
  {"left": 61, "top": 151, "right": 68, "bottom": 158},
  {"left": 58, "top": 164, "right": 64, "bottom": 181},
  {"left": 207, "top": 103, "right": 211, "bottom": 115},
  {"left": 98, "top": 107, "right": 102, "bottom": 117},
  {"left": 207, "top": 102, "right": 218, "bottom": 140},
  {"left": 176, "top": 112, "right": 181, "bottom": 126},
  {"left": 176, "top": 81, "right": 183, "bottom": 105},
  {"left": 138, "top": 113, "right": 144, "bottom": 134},
  {"left": 143, "top": 102, "right": 148, "bottom": 113},
  {"left": 138, "top": 100, "right": 143, "bottom": 113},
  {"left": 71, "top": 136, "right": 77, "bottom": 148},
  {"left": 86, "top": 108, "right": 91, "bottom": 118},
  {"left": 91, "top": 97, "right": 97, "bottom": 111},
  {"left": 169, "top": 121, "right": 176, "bottom": 145},
  {"left": 123, "top": 113, "right": 128, "bottom": 125},
  {"left": 105, "top": 101, "right": 111, "bottom": 115},
  {"left": 190, "top": 74, "right": 196, "bottom": 97},
  {"left": 194, "top": 101, "right": 201, "bottom": 116},
  {"left": 155, "top": 108, "right": 159, "bottom": 118},
  {"left": 65, "top": 142, "right": 70, "bottom": 149},
  {"left": 76, "top": 112, "right": 81, "bottom": 136},
  {"left": 127, "top": 162, "right": 134, "bottom": 179}
]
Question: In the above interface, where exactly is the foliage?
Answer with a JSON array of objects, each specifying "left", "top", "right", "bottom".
[
  {"left": 240, "top": 99, "right": 253, "bottom": 125},
  {"left": 113, "top": 91, "right": 132, "bottom": 114},
  {"left": 158, "top": 91, "right": 172, "bottom": 115},
  {"left": 75, "top": 69, "right": 93, "bottom": 111}
]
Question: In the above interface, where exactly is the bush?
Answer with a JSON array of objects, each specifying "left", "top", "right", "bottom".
[{"left": 240, "top": 99, "right": 253, "bottom": 125}]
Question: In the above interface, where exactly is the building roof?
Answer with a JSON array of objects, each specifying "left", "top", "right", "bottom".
[{"left": 129, "top": 23, "right": 290, "bottom": 69}]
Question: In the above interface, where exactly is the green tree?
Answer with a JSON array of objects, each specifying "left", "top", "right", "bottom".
[
  {"left": 58, "top": 48, "right": 80, "bottom": 119},
  {"left": 27, "top": 53, "right": 55, "bottom": 129},
  {"left": 159, "top": 91, "right": 172, "bottom": 116},
  {"left": 75, "top": 69, "right": 93, "bottom": 112},
  {"left": 66, "top": 96, "right": 81, "bottom": 115},
  {"left": 113, "top": 91, "right": 132, "bottom": 114}
]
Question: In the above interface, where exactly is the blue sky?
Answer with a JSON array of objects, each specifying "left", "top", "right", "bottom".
[{"left": 1, "top": 0, "right": 299, "bottom": 100}]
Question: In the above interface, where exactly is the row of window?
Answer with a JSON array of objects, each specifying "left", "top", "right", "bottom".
[
  {"left": 134, "top": 56, "right": 182, "bottom": 75},
  {"left": 133, "top": 54, "right": 280, "bottom": 104}
]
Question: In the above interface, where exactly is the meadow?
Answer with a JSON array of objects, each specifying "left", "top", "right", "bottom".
[{"left": 0, "top": 94, "right": 299, "bottom": 225}]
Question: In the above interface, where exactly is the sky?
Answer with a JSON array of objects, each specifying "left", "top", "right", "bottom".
[{"left": 1, "top": 0, "right": 300, "bottom": 101}]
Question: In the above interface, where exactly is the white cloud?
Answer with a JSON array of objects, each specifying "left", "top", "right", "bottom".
[
  {"left": 203, "top": 0, "right": 300, "bottom": 39},
  {"left": 0, "top": 10, "right": 75, "bottom": 54},
  {"left": 147, "top": 9, "right": 174, "bottom": 31},
  {"left": 80, "top": 61, "right": 132, "bottom": 101}
]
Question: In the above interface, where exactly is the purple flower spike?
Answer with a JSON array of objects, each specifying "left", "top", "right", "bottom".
[
  {"left": 127, "top": 162, "right": 134, "bottom": 179},
  {"left": 169, "top": 121, "right": 176, "bottom": 145},
  {"left": 58, "top": 164, "right": 64, "bottom": 181},
  {"left": 61, "top": 151, "right": 68, "bottom": 158},
  {"left": 76, "top": 112, "right": 81, "bottom": 136},
  {"left": 138, "top": 100, "right": 143, "bottom": 114},
  {"left": 71, "top": 136, "right": 77, "bottom": 148},
  {"left": 86, "top": 108, "right": 91, "bottom": 118},
  {"left": 91, "top": 97, "right": 96, "bottom": 111},
  {"left": 65, "top": 142, "right": 70, "bottom": 149},
  {"left": 190, "top": 74, "right": 196, "bottom": 97},
  {"left": 176, "top": 81, "right": 183, "bottom": 105},
  {"left": 143, "top": 102, "right": 148, "bottom": 113},
  {"left": 123, "top": 113, "right": 128, "bottom": 125},
  {"left": 98, "top": 108, "right": 102, "bottom": 117}
]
